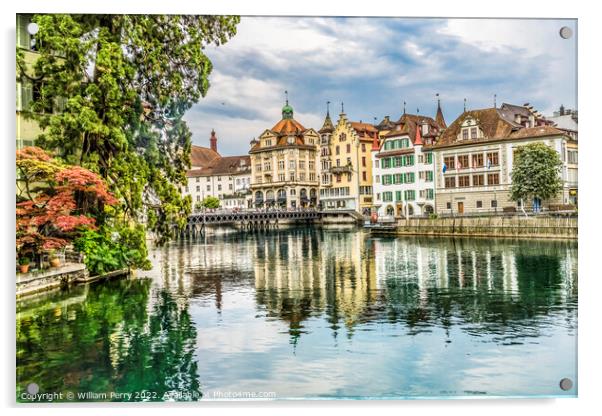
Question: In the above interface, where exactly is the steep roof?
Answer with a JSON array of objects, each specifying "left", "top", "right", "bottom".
[
  {"left": 271, "top": 118, "right": 306, "bottom": 135},
  {"left": 190, "top": 145, "right": 220, "bottom": 169},
  {"left": 187, "top": 155, "right": 251, "bottom": 178},
  {"left": 435, "top": 104, "right": 447, "bottom": 129},
  {"left": 318, "top": 113, "right": 335, "bottom": 134},
  {"left": 433, "top": 106, "right": 569, "bottom": 149},
  {"left": 384, "top": 113, "right": 441, "bottom": 142},
  {"left": 350, "top": 122, "right": 378, "bottom": 140}
]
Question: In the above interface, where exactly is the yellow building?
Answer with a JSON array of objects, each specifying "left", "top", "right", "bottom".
[
  {"left": 16, "top": 14, "right": 44, "bottom": 150},
  {"left": 318, "top": 109, "right": 378, "bottom": 215},
  {"left": 249, "top": 100, "right": 320, "bottom": 208}
]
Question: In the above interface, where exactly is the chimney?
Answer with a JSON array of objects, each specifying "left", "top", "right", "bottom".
[{"left": 210, "top": 129, "right": 218, "bottom": 153}]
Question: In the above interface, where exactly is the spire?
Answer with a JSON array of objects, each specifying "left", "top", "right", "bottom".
[
  {"left": 281, "top": 90, "right": 293, "bottom": 119},
  {"left": 403, "top": 101, "right": 406, "bottom": 114},
  {"left": 414, "top": 123, "right": 423, "bottom": 146},
  {"left": 210, "top": 129, "right": 218, "bottom": 152},
  {"left": 435, "top": 94, "right": 447, "bottom": 129},
  {"left": 493, "top": 94, "right": 497, "bottom": 108},
  {"left": 319, "top": 101, "right": 335, "bottom": 134},
  {"left": 341, "top": 101, "right": 345, "bottom": 114},
  {"left": 463, "top": 98, "right": 467, "bottom": 112}
]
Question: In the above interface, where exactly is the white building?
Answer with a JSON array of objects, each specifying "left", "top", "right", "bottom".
[
  {"left": 371, "top": 111, "right": 445, "bottom": 218},
  {"left": 432, "top": 103, "right": 578, "bottom": 214},
  {"left": 183, "top": 131, "right": 252, "bottom": 210}
]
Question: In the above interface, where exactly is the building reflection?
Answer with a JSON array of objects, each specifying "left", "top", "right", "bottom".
[{"left": 169, "top": 230, "right": 577, "bottom": 344}]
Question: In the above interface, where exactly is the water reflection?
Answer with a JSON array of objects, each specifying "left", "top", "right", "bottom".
[{"left": 17, "top": 228, "right": 578, "bottom": 399}]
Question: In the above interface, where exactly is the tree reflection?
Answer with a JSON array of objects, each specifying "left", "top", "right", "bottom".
[{"left": 17, "top": 279, "right": 201, "bottom": 402}]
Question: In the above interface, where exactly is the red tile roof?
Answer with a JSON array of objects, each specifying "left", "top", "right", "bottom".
[
  {"left": 190, "top": 145, "right": 220, "bottom": 168},
  {"left": 187, "top": 155, "right": 251, "bottom": 177}
]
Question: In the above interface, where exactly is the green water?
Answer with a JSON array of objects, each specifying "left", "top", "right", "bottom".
[{"left": 16, "top": 228, "right": 578, "bottom": 401}]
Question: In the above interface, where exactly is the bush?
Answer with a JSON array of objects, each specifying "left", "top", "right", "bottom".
[
  {"left": 428, "top": 213, "right": 438, "bottom": 219},
  {"left": 19, "top": 257, "right": 30, "bottom": 265},
  {"left": 73, "top": 225, "right": 151, "bottom": 276}
]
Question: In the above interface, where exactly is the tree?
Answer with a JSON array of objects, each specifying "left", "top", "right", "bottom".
[
  {"left": 16, "top": 14, "right": 240, "bottom": 246},
  {"left": 200, "top": 196, "right": 220, "bottom": 210},
  {"left": 510, "top": 142, "right": 563, "bottom": 204},
  {"left": 16, "top": 147, "right": 117, "bottom": 257}
]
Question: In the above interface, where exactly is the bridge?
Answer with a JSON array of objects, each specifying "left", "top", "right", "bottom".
[{"left": 179, "top": 210, "right": 322, "bottom": 237}]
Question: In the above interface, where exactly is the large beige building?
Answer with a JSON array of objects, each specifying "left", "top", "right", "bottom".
[
  {"left": 318, "top": 109, "right": 377, "bottom": 215},
  {"left": 249, "top": 101, "right": 320, "bottom": 209},
  {"left": 431, "top": 103, "right": 578, "bottom": 215}
]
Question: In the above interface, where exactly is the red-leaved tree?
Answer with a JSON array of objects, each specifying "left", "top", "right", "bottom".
[{"left": 16, "top": 147, "right": 117, "bottom": 258}]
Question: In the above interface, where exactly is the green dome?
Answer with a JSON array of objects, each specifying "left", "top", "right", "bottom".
[{"left": 282, "top": 103, "right": 294, "bottom": 119}]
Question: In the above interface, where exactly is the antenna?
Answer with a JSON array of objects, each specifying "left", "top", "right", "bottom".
[
  {"left": 285, "top": 90, "right": 288, "bottom": 105},
  {"left": 403, "top": 101, "right": 406, "bottom": 114},
  {"left": 463, "top": 98, "right": 467, "bottom": 112},
  {"left": 341, "top": 101, "right": 344, "bottom": 113},
  {"left": 436, "top": 92, "right": 440, "bottom": 107},
  {"left": 494, "top": 94, "right": 497, "bottom": 108},
  {"left": 326, "top": 100, "right": 330, "bottom": 115}
]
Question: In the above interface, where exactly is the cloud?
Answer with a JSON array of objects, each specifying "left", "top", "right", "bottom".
[{"left": 186, "top": 17, "right": 577, "bottom": 155}]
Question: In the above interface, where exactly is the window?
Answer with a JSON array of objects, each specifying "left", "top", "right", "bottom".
[
  {"left": 487, "top": 173, "right": 500, "bottom": 185},
  {"left": 471, "top": 127, "right": 477, "bottom": 139},
  {"left": 425, "top": 153, "right": 433, "bottom": 164},
  {"left": 264, "top": 162, "right": 271, "bottom": 171},
  {"left": 404, "top": 190, "right": 416, "bottom": 201},
  {"left": 486, "top": 152, "right": 499, "bottom": 166},
  {"left": 458, "top": 154, "right": 469, "bottom": 169},
  {"left": 362, "top": 171, "right": 367, "bottom": 181},
  {"left": 425, "top": 171, "right": 434, "bottom": 182},
  {"left": 383, "top": 192, "right": 393, "bottom": 202},
  {"left": 309, "top": 160, "right": 314, "bottom": 170},
  {"left": 405, "top": 172, "right": 415, "bottom": 183},
  {"left": 290, "top": 172, "right": 295, "bottom": 181},
  {"left": 300, "top": 173, "right": 306, "bottom": 181},
  {"left": 218, "top": 184, "right": 222, "bottom": 191},
  {"left": 462, "top": 129, "right": 469, "bottom": 140},
  {"left": 382, "top": 175, "right": 392, "bottom": 185},
  {"left": 473, "top": 174, "right": 484, "bottom": 186},
  {"left": 196, "top": 177, "right": 200, "bottom": 183},
  {"left": 299, "top": 160, "right": 305, "bottom": 169},
  {"left": 265, "top": 139, "right": 272, "bottom": 147},
  {"left": 340, "top": 133, "right": 347, "bottom": 141},
  {"left": 458, "top": 175, "right": 470, "bottom": 187},
  {"left": 445, "top": 177, "right": 456, "bottom": 188},
  {"left": 382, "top": 158, "right": 391, "bottom": 169},
  {"left": 426, "top": 189, "right": 434, "bottom": 200},
  {"left": 278, "top": 160, "right": 285, "bottom": 170},
  {"left": 336, "top": 175, "right": 341, "bottom": 183},
  {"left": 196, "top": 196, "right": 200, "bottom": 202},
  {"left": 443, "top": 156, "right": 455, "bottom": 170},
  {"left": 346, "top": 144, "right": 351, "bottom": 153},
  {"left": 362, "top": 156, "right": 366, "bottom": 167},
  {"left": 476, "top": 200, "right": 483, "bottom": 208},
  {"left": 206, "top": 185, "right": 210, "bottom": 191},
  {"left": 395, "top": 191, "right": 402, "bottom": 201},
  {"left": 196, "top": 185, "right": 200, "bottom": 192},
  {"left": 472, "top": 153, "right": 484, "bottom": 167},
  {"left": 279, "top": 173, "right": 285, "bottom": 182},
  {"left": 491, "top": 200, "right": 498, "bottom": 208},
  {"left": 394, "top": 173, "right": 403, "bottom": 184},
  {"left": 289, "top": 160, "right": 296, "bottom": 169},
  {"left": 446, "top": 202, "right": 452, "bottom": 209},
  {"left": 336, "top": 146, "right": 340, "bottom": 155},
  {"left": 361, "top": 143, "right": 366, "bottom": 152},
  {"left": 568, "top": 150, "right": 578, "bottom": 164},
  {"left": 375, "top": 160, "right": 380, "bottom": 168},
  {"left": 375, "top": 175, "right": 380, "bottom": 183}
]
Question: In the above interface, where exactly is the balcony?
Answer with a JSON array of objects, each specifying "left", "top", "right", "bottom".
[{"left": 330, "top": 165, "right": 353, "bottom": 174}]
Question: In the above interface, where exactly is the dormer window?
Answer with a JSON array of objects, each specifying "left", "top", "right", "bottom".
[
  {"left": 340, "top": 133, "right": 347, "bottom": 142},
  {"left": 265, "top": 139, "right": 272, "bottom": 146},
  {"left": 422, "top": 123, "right": 429, "bottom": 135},
  {"left": 462, "top": 129, "right": 468, "bottom": 140},
  {"left": 471, "top": 127, "right": 477, "bottom": 139},
  {"left": 287, "top": 135, "right": 295, "bottom": 144}
]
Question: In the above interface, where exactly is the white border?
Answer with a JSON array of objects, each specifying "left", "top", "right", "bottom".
[{"left": 2, "top": 1, "right": 599, "bottom": 415}]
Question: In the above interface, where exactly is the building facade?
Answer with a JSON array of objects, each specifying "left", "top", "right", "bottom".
[
  {"left": 183, "top": 131, "right": 251, "bottom": 210},
  {"left": 372, "top": 108, "right": 445, "bottom": 218},
  {"left": 432, "top": 103, "right": 578, "bottom": 215},
  {"left": 249, "top": 101, "right": 320, "bottom": 209},
  {"left": 318, "top": 110, "right": 377, "bottom": 215}
]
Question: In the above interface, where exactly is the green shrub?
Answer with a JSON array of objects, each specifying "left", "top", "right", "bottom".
[
  {"left": 74, "top": 225, "right": 151, "bottom": 276},
  {"left": 428, "top": 213, "right": 438, "bottom": 219},
  {"left": 19, "top": 257, "right": 30, "bottom": 265}
]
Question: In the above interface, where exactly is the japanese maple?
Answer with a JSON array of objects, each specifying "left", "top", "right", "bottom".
[{"left": 16, "top": 147, "right": 117, "bottom": 255}]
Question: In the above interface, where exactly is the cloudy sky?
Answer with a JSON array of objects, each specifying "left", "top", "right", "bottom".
[{"left": 184, "top": 17, "right": 577, "bottom": 156}]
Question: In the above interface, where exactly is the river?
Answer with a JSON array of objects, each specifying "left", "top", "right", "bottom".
[{"left": 16, "top": 227, "right": 578, "bottom": 401}]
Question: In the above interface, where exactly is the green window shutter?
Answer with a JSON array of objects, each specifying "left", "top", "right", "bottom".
[
  {"left": 21, "top": 81, "right": 33, "bottom": 111},
  {"left": 395, "top": 191, "right": 401, "bottom": 201}
]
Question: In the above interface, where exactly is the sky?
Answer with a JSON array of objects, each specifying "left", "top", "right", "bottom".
[{"left": 183, "top": 17, "right": 577, "bottom": 156}]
